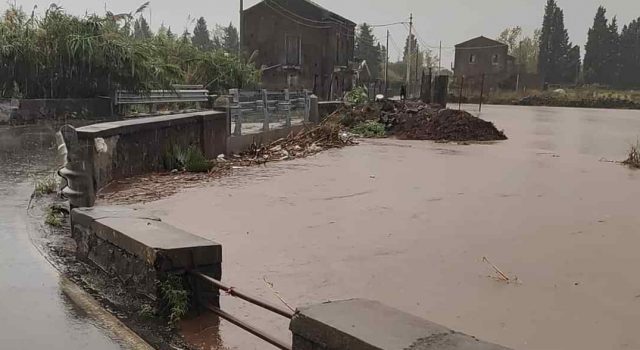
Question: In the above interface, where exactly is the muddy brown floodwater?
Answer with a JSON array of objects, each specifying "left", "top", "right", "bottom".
[
  {"left": 0, "top": 124, "right": 123, "bottom": 349},
  {"left": 137, "top": 104, "right": 640, "bottom": 350}
]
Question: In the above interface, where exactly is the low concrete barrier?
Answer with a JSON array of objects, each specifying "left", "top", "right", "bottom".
[
  {"left": 60, "top": 110, "right": 227, "bottom": 206},
  {"left": 318, "top": 101, "right": 343, "bottom": 120},
  {"left": 71, "top": 206, "right": 222, "bottom": 305},
  {"left": 290, "top": 299, "right": 511, "bottom": 350}
]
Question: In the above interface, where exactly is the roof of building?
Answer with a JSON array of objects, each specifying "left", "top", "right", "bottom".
[
  {"left": 246, "top": 0, "right": 356, "bottom": 26},
  {"left": 455, "top": 36, "right": 507, "bottom": 49}
]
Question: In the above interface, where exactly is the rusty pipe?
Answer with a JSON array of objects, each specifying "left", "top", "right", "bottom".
[
  {"left": 192, "top": 271, "right": 295, "bottom": 319},
  {"left": 205, "top": 304, "right": 292, "bottom": 350}
]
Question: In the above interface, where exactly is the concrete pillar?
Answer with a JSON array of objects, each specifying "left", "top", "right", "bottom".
[{"left": 308, "top": 95, "right": 319, "bottom": 124}]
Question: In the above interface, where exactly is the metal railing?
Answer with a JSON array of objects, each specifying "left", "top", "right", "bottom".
[
  {"left": 229, "top": 88, "right": 311, "bottom": 136},
  {"left": 191, "top": 271, "right": 294, "bottom": 350},
  {"left": 114, "top": 85, "right": 209, "bottom": 105}
]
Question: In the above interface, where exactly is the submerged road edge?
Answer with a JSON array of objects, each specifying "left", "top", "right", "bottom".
[{"left": 60, "top": 276, "right": 155, "bottom": 350}]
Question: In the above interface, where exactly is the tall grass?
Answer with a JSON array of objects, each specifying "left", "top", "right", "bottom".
[{"left": 0, "top": 4, "right": 259, "bottom": 99}]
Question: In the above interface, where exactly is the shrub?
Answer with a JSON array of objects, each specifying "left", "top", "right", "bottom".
[
  {"left": 351, "top": 120, "right": 386, "bottom": 138},
  {"left": 623, "top": 141, "right": 640, "bottom": 168},
  {"left": 34, "top": 175, "right": 58, "bottom": 196},
  {"left": 160, "top": 274, "right": 189, "bottom": 326}
]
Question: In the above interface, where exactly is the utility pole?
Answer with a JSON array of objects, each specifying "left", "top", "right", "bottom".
[
  {"left": 239, "top": 0, "right": 243, "bottom": 57},
  {"left": 385, "top": 30, "right": 389, "bottom": 95},
  {"left": 405, "top": 13, "right": 413, "bottom": 91}
]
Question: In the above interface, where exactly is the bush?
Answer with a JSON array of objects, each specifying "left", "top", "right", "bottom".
[
  {"left": 163, "top": 145, "right": 213, "bottom": 172},
  {"left": 351, "top": 120, "right": 386, "bottom": 138},
  {"left": 160, "top": 274, "right": 189, "bottom": 326},
  {"left": 345, "top": 86, "right": 369, "bottom": 105},
  {"left": 44, "top": 205, "right": 64, "bottom": 227},
  {"left": 623, "top": 141, "right": 640, "bottom": 168}
]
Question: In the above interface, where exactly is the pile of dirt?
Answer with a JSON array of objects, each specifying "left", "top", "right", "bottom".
[
  {"left": 392, "top": 108, "right": 507, "bottom": 141},
  {"left": 339, "top": 100, "right": 507, "bottom": 142}
]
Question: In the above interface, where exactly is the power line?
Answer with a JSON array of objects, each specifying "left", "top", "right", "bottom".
[{"left": 370, "top": 21, "right": 409, "bottom": 28}]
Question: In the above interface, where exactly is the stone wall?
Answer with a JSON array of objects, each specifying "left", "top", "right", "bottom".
[
  {"left": 71, "top": 206, "right": 222, "bottom": 306},
  {"left": 69, "top": 111, "right": 227, "bottom": 200}
]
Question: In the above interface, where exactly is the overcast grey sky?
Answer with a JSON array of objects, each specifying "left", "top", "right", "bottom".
[{"left": 3, "top": 0, "right": 639, "bottom": 66}]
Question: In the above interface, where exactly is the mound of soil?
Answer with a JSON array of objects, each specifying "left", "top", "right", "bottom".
[{"left": 391, "top": 108, "right": 507, "bottom": 141}]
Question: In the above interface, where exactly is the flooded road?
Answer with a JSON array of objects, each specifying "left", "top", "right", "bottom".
[
  {"left": 141, "top": 104, "right": 640, "bottom": 350},
  {"left": 0, "top": 125, "right": 123, "bottom": 349}
]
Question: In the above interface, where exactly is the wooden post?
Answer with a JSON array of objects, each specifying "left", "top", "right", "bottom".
[
  {"left": 262, "top": 89, "right": 269, "bottom": 132},
  {"left": 479, "top": 73, "right": 485, "bottom": 112}
]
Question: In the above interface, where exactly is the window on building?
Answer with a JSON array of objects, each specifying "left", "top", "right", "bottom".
[
  {"left": 285, "top": 35, "right": 301, "bottom": 66},
  {"left": 492, "top": 54, "right": 500, "bottom": 65},
  {"left": 469, "top": 54, "right": 477, "bottom": 64}
]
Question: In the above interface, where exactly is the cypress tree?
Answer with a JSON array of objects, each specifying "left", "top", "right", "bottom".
[
  {"left": 355, "top": 23, "right": 382, "bottom": 79},
  {"left": 192, "top": 17, "right": 213, "bottom": 51},
  {"left": 619, "top": 19, "right": 640, "bottom": 88},
  {"left": 584, "top": 7, "right": 609, "bottom": 84},
  {"left": 538, "top": 0, "right": 557, "bottom": 80}
]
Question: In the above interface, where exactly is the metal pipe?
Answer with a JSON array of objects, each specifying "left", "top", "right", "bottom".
[
  {"left": 192, "top": 272, "right": 295, "bottom": 319},
  {"left": 205, "top": 304, "right": 292, "bottom": 350}
]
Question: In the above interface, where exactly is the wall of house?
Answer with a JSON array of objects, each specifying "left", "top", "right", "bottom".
[
  {"left": 243, "top": 3, "right": 354, "bottom": 100},
  {"left": 454, "top": 46, "right": 510, "bottom": 89}
]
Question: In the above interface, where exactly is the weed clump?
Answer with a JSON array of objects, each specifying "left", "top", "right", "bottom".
[
  {"left": 45, "top": 205, "right": 64, "bottom": 227},
  {"left": 163, "top": 145, "right": 213, "bottom": 173},
  {"left": 34, "top": 175, "right": 58, "bottom": 196},
  {"left": 351, "top": 121, "right": 386, "bottom": 138},
  {"left": 623, "top": 141, "right": 640, "bottom": 168},
  {"left": 160, "top": 274, "right": 189, "bottom": 326}
]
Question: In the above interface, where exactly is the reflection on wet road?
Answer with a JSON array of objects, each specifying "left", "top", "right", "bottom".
[{"left": 0, "top": 125, "right": 122, "bottom": 349}]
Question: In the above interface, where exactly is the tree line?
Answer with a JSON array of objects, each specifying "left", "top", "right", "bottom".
[
  {"left": 503, "top": 0, "right": 640, "bottom": 88},
  {"left": 0, "top": 4, "right": 257, "bottom": 99}
]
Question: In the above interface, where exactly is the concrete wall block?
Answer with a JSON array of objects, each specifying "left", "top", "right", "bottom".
[{"left": 290, "top": 299, "right": 512, "bottom": 350}]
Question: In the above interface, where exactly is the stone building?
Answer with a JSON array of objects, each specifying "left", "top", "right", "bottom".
[
  {"left": 242, "top": 0, "right": 356, "bottom": 100},
  {"left": 453, "top": 36, "right": 515, "bottom": 91}
]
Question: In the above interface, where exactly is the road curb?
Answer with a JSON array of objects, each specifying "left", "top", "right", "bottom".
[{"left": 60, "top": 276, "right": 155, "bottom": 350}]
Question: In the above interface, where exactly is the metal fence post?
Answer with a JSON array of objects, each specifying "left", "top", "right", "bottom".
[
  {"left": 230, "top": 89, "right": 242, "bottom": 136},
  {"left": 261, "top": 89, "right": 269, "bottom": 132},
  {"left": 284, "top": 89, "right": 291, "bottom": 128}
]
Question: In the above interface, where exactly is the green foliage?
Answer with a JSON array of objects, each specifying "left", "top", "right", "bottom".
[
  {"left": 191, "top": 17, "right": 213, "bottom": 51},
  {"left": 0, "top": 5, "right": 259, "bottom": 98},
  {"left": 498, "top": 27, "right": 540, "bottom": 74},
  {"left": 537, "top": 0, "right": 575, "bottom": 84},
  {"left": 164, "top": 145, "right": 213, "bottom": 172},
  {"left": 138, "top": 304, "right": 156, "bottom": 320},
  {"left": 351, "top": 121, "right": 386, "bottom": 138},
  {"left": 355, "top": 23, "right": 382, "bottom": 79},
  {"left": 221, "top": 22, "right": 239, "bottom": 54},
  {"left": 345, "top": 86, "right": 369, "bottom": 105},
  {"left": 45, "top": 206, "right": 63, "bottom": 227},
  {"left": 160, "top": 274, "right": 189, "bottom": 326},
  {"left": 34, "top": 175, "right": 58, "bottom": 196},
  {"left": 623, "top": 140, "right": 640, "bottom": 168}
]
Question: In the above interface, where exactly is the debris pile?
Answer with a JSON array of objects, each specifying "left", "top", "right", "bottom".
[
  {"left": 239, "top": 122, "right": 355, "bottom": 165},
  {"left": 340, "top": 100, "right": 507, "bottom": 142},
  {"left": 99, "top": 120, "right": 355, "bottom": 204}
]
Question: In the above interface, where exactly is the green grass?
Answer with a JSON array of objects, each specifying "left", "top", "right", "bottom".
[
  {"left": 138, "top": 304, "right": 157, "bottom": 320},
  {"left": 163, "top": 145, "right": 213, "bottom": 173},
  {"left": 351, "top": 121, "right": 386, "bottom": 138},
  {"left": 44, "top": 206, "right": 63, "bottom": 227},
  {"left": 34, "top": 175, "right": 58, "bottom": 196},
  {"left": 160, "top": 274, "right": 189, "bottom": 326}
]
